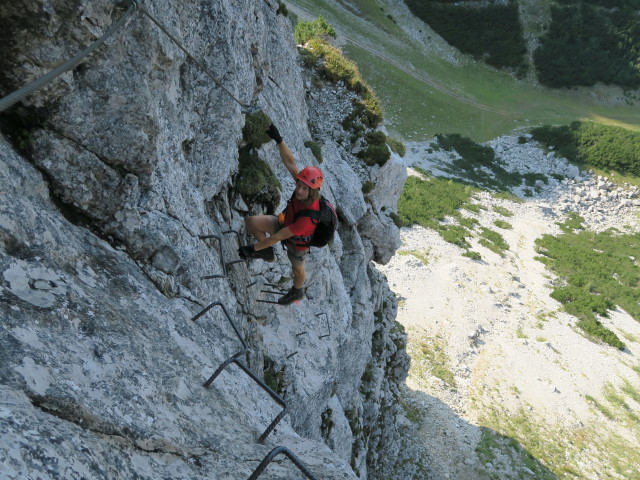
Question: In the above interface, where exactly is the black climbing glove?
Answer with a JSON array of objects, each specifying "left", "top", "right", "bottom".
[
  {"left": 238, "top": 245, "right": 255, "bottom": 260},
  {"left": 265, "top": 124, "right": 283, "bottom": 144}
]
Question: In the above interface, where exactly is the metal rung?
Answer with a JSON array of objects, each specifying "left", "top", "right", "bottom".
[
  {"left": 192, "top": 301, "right": 287, "bottom": 443},
  {"left": 316, "top": 313, "right": 330, "bottom": 339},
  {"left": 206, "top": 355, "right": 287, "bottom": 444},
  {"left": 248, "top": 446, "right": 317, "bottom": 480}
]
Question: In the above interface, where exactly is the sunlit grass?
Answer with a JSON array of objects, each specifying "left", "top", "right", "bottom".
[{"left": 289, "top": 0, "right": 640, "bottom": 142}]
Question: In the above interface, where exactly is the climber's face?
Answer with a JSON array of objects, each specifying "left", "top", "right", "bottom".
[{"left": 295, "top": 180, "right": 310, "bottom": 201}]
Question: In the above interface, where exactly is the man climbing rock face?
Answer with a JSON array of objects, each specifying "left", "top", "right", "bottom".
[{"left": 238, "top": 123, "right": 323, "bottom": 305}]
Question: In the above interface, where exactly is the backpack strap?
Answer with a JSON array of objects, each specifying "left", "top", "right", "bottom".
[{"left": 294, "top": 208, "right": 320, "bottom": 223}]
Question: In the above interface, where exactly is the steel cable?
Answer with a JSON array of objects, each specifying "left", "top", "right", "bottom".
[
  {"left": 138, "top": 5, "right": 258, "bottom": 113},
  {"left": 0, "top": 1, "right": 139, "bottom": 113}
]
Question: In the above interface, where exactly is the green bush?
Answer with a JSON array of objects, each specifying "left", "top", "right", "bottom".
[
  {"left": 479, "top": 227, "right": 509, "bottom": 256},
  {"left": 236, "top": 147, "right": 281, "bottom": 212},
  {"left": 294, "top": 15, "right": 336, "bottom": 45},
  {"left": 365, "top": 130, "right": 386, "bottom": 146},
  {"left": 531, "top": 122, "right": 640, "bottom": 176},
  {"left": 389, "top": 211, "right": 403, "bottom": 228},
  {"left": 387, "top": 136, "right": 406, "bottom": 157},
  {"left": 398, "top": 174, "right": 478, "bottom": 248},
  {"left": 362, "top": 181, "right": 375, "bottom": 194},
  {"left": 242, "top": 111, "right": 273, "bottom": 149},
  {"left": 304, "top": 140, "right": 323, "bottom": 163},
  {"left": 276, "top": 1, "right": 288, "bottom": 16},
  {"left": 358, "top": 144, "right": 390, "bottom": 166},
  {"left": 494, "top": 219, "right": 512, "bottom": 230},
  {"left": 463, "top": 250, "right": 482, "bottom": 261}
]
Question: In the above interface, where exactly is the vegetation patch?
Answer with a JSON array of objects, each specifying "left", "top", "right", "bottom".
[
  {"left": 242, "top": 111, "right": 273, "bottom": 149},
  {"left": 294, "top": 15, "right": 335, "bottom": 45},
  {"left": 462, "top": 250, "right": 482, "bottom": 261},
  {"left": 304, "top": 38, "right": 382, "bottom": 128},
  {"left": 494, "top": 219, "right": 512, "bottom": 230},
  {"left": 300, "top": 31, "right": 382, "bottom": 130},
  {"left": 236, "top": 147, "right": 281, "bottom": 212},
  {"left": 435, "top": 134, "right": 528, "bottom": 191},
  {"left": 361, "top": 180, "right": 375, "bottom": 195},
  {"left": 357, "top": 130, "right": 390, "bottom": 166},
  {"left": 304, "top": 140, "right": 323, "bottom": 163},
  {"left": 534, "top": 0, "right": 640, "bottom": 89},
  {"left": 534, "top": 229, "right": 640, "bottom": 349},
  {"left": 397, "top": 249, "right": 429, "bottom": 265},
  {"left": 404, "top": 0, "right": 527, "bottom": 74},
  {"left": 478, "top": 227, "right": 509, "bottom": 256},
  {"left": 386, "top": 136, "right": 406, "bottom": 157},
  {"left": 493, "top": 205, "right": 514, "bottom": 217},
  {"left": 407, "top": 330, "right": 456, "bottom": 390},
  {"left": 531, "top": 122, "right": 640, "bottom": 177},
  {"left": 398, "top": 170, "right": 511, "bottom": 257}
]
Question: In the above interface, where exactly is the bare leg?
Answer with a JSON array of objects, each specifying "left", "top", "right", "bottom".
[
  {"left": 292, "top": 262, "right": 305, "bottom": 289},
  {"left": 246, "top": 215, "right": 276, "bottom": 242}
]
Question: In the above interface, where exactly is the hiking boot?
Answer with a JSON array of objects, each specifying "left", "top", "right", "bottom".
[
  {"left": 277, "top": 286, "right": 304, "bottom": 305},
  {"left": 238, "top": 246, "right": 275, "bottom": 262},
  {"left": 253, "top": 246, "right": 275, "bottom": 262}
]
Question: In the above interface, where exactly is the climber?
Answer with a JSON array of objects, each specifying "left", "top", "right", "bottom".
[{"left": 238, "top": 123, "right": 323, "bottom": 306}]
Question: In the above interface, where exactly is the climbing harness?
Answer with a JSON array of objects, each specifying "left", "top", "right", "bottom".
[{"left": 0, "top": 0, "right": 259, "bottom": 114}]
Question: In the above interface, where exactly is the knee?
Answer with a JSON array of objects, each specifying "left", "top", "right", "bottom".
[{"left": 245, "top": 216, "right": 255, "bottom": 232}]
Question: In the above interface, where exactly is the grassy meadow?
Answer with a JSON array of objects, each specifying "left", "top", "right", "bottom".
[{"left": 288, "top": 0, "right": 640, "bottom": 142}]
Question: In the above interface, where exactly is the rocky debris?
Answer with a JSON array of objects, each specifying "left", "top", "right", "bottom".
[
  {"left": 405, "top": 134, "right": 639, "bottom": 233},
  {"left": 0, "top": 1, "right": 412, "bottom": 479}
]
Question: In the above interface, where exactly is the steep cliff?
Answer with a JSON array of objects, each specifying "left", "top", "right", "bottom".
[{"left": 0, "top": 1, "right": 415, "bottom": 478}]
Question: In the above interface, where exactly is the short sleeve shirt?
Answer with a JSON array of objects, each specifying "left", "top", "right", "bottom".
[{"left": 284, "top": 198, "right": 321, "bottom": 250}]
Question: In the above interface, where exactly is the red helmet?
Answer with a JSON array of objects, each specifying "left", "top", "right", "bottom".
[{"left": 297, "top": 166, "right": 324, "bottom": 189}]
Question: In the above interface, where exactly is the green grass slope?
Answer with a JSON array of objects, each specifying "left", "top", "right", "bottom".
[{"left": 287, "top": 0, "right": 640, "bottom": 142}]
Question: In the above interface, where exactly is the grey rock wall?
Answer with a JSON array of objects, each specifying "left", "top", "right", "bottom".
[{"left": 0, "top": 1, "right": 415, "bottom": 479}]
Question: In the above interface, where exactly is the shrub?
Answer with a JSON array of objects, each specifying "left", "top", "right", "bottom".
[
  {"left": 276, "top": 1, "right": 288, "bottom": 16},
  {"left": 387, "top": 136, "right": 406, "bottom": 157},
  {"left": 398, "top": 174, "right": 477, "bottom": 247},
  {"left": 362, "top": 181, "right": 375, "bottom": 194},
  {"left": 494, "top": 219, "right": 512, "bottom": 229},
  {"left": 479, "top": 227, "right": 509, "bottom": 256},
  {"left": 294, "top": 15, "right": 336, "bottom": 45},
  {"left": 236, "top": 147, "right": 281, "bottom": 212},
  {"left": 494, "top": 205, "right": 514, "bottom": 217},
  {"left": 389, "top": 211, "right": 403, "bottom": 227},
  {"left": 437, "top": 133, "right": 496, "bottom": 166},
  {"left": 358, "top": 144, "right": 390, "bottom": 166},
  {"left": 304, "top": 140, "right": 323, "bottom": 163},
  {"left": 242, "top": 111, "right": 273, "bottom": 149},
  {"left": 365, "top": 130, "right": 386, "bottom": 146},
  {"left": 463, "top": 250, "right": 482, "bottom": 261},
  {"left": 531, "top": 122, "right": 640, "bottom": 176}
]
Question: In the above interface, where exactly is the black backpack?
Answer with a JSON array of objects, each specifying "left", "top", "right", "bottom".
[{"left": 292, "top": 195, "right": 338, "bottom": 248}]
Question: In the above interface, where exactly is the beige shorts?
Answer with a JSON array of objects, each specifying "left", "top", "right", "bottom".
[{"left": 271, "top": 215, "right": 309, "bottom": 266}]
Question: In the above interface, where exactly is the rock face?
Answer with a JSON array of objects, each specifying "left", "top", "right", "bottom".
[{"left": 0, "top": 1, "right": 414, "bottom": 479}]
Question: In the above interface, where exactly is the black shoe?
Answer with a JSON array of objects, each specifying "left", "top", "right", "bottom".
[
  {"left": 253, "top": 246, "right": 275, "bottom": 262},
  {"left": 239, "top": 246, "right": 275, "bottom": 262},
  {"left": 278, "top": 287, "right": 304, "bottom": 305}
]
